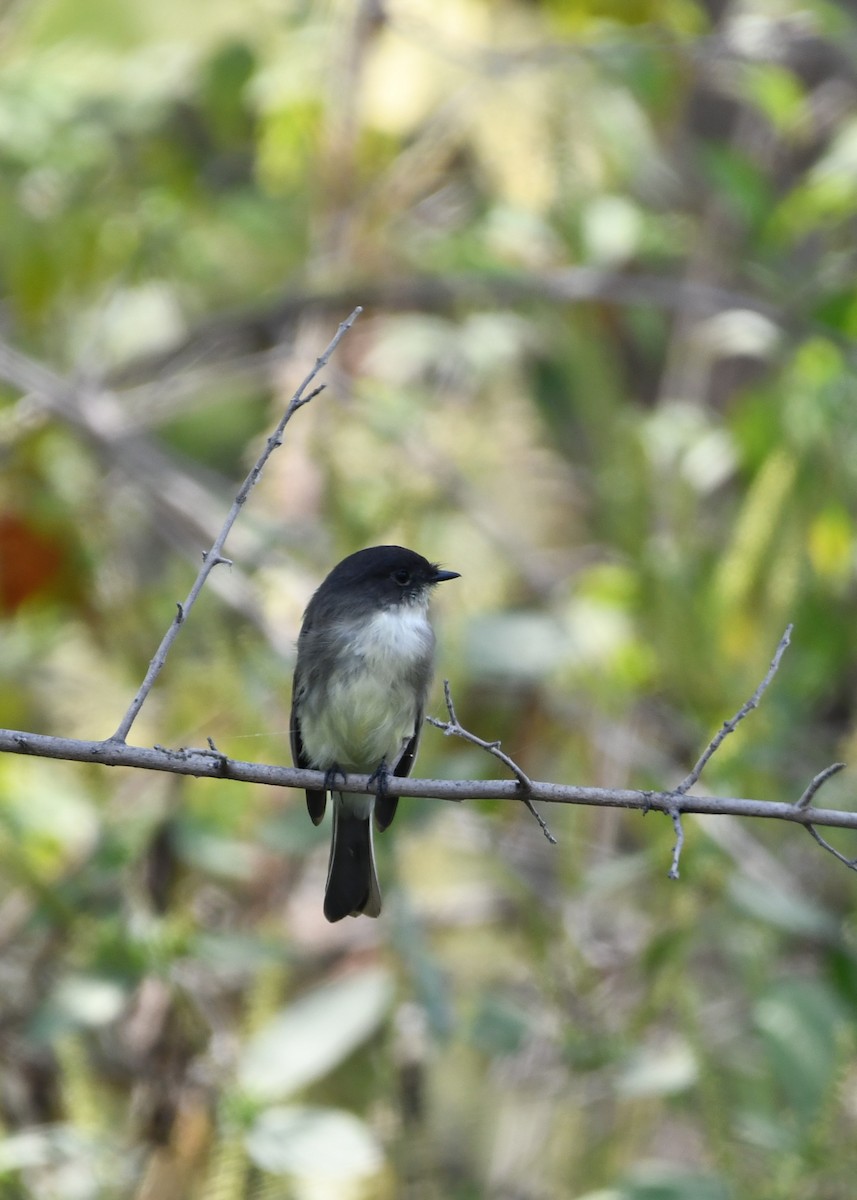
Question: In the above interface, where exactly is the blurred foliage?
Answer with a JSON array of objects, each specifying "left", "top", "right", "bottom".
[{"left": 2, "top": 0, "right": 857, "bottom": 1196}]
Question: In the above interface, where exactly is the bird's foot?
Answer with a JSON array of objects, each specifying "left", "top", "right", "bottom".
[
  {"left": 367, "top": 758, "right": 390, "bottom": 800},
  {"left": 371, "top": 758, "right": 399, "bottom": 831},
  {"left": 324, "top": 763, "right": 348, "bottom": 792}
]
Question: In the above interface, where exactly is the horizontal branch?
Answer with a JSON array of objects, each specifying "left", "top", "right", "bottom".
[{"left": 2, "top": 727, "right": 854, "bottom": 831}]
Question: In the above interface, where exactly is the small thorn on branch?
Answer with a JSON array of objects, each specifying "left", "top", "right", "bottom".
[
  {"left": 175, "top": 602, "right": 184, "bottom": 623},
  {"left": 294, "top": 382, "right": 326, "bottom": 411}
]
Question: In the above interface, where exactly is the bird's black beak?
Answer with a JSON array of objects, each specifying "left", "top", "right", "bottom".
[{"left": 431, "top": 568, "right": 460, "bottom": 584}]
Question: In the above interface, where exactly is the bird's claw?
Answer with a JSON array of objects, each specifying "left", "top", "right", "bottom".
[
  {"left": 367, "top": 759, "right": 390, "bottom": 799},
  {"left": 324, "top": 763, "right": 348, "bottom": 792}
]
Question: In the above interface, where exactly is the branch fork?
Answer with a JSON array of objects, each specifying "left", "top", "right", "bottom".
[
  {"left": 662, "top": 624, "right": 849, "bottom": 877},
  {"left": 428, "top": 680, "right": 557, "bottom": 845}
]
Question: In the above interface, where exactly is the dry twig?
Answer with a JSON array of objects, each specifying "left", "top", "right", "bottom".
[
  {"left": 793, "top": 762, "right": 856, "bottom": 872},
  {"left": 427, "top": 681, "right": 557, "bottom": 844},
  {"left": 662, "top": 625, "right": 795, "bottom": 878},
  {"left": 109, "top": 308, "right": 362, "bottom": 743},
  {"left": 804, "top": 823, "right": 857, "bottom": 873},
  {"left": 667, "top": 807, "right": 685, "bottom": 881},
  {"left": 675, "top": 625, "right": 793, "bottom": 796},
  {"left": 795, "top": 762, "right": 846, "bottom": 811}
]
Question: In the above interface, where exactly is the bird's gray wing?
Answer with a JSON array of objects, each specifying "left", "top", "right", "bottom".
[
  {"left": 290, "top": 667, "right": 326, "bottom": 825},
  {"left": 374, "top": 707, "right": 422, "bottom": 832}
]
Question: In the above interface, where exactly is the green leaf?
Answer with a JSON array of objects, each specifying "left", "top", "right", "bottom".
[{"left": 741, "top": 63, "right": 805, "bottom": 134}]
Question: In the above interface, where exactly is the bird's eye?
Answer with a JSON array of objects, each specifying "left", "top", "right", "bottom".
[{"left": 392, "top": 569, "right": 412, "bottom": 586}]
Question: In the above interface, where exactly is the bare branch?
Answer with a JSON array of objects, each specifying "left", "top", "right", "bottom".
[
  {"left": 675, "top": 625, "right": 793, "bottom": 794},
  {"left": 109, "top": 308, "right": 362, "bottom": 744},
  {"left": 3, "top": 727, "right": 854, "bottom": 834},
  {"left": 795, "top": 761, "right": 846, "bottom": 810},
  {"left": 427, "top": 680, "right": 557, "bottom": 844}
]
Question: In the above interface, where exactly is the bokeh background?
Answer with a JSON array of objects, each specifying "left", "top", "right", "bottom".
[{"left": 2, "top": 0, "right": 857, "bottom": 1196}]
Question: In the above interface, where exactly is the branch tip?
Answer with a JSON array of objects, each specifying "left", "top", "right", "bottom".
[
  {"left": 795, "top": 761, "right": 846, "bottom": 811},
  {"left": 676, "top": 623, "right": 794, "bottom": 795},
  {"left": 293, "top": 382, "right": 326, "bottom": 411},
  {"left": 805, "top": 823, "right": 857, "bottom": 872},
  {"left": 667, "top": 806, "right": 685, "bottom": 880}
]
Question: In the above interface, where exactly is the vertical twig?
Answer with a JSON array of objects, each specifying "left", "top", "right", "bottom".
[
  {"left": 675, "top": 625, "right": 792, "bottom": 794},
  {"left": 667, "top": 807, "right": 685, "bottom": 880},
  {"left": 110, "top": 308, "right": 362, "bottom": 743}
]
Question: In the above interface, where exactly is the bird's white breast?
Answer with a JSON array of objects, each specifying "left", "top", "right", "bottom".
[
  {"left": 351, "top": 603, "right": 434, "bottom": 666},
  {"left": 300, "top": 603, "right": 434, "bottom": 773}
]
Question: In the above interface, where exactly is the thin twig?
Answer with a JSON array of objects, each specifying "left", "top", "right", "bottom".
[
  {"left": 667, "top": 806, "right": 685, "bottom": 880},
  {"left": 795, "top": 763, "right": 854, "bottom": 869},
  {"left": 675, "top": 625, "right": 793, "bottom": 795},
  {"left": 795, "top": 762, "right": 846, "bottom": 810},
  {"left": 804, "top": 824, "right": 857, "bottom": 872},
  {"left": 430, "top": 681, "right": 533, "bottom": 789},
  {"left": 109, "top": 307, "right": 362, "bottom": 743},
  {"left": 660, "top": 625, "right": 796, "bottom": 880},
  {"left": 427, "top": 681, "right": 557, "bottom": 844}
]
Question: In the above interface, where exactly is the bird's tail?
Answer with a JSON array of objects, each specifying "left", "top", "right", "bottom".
[{"left": 324, "top": 795, "right": 382, "bottom": 922}]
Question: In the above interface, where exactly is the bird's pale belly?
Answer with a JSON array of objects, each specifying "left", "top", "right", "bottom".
[{"left": 300, "top": 671, "right": 418, "bottom": 772}]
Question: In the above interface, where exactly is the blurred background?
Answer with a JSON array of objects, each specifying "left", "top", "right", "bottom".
[{"left": 2, "top": 0, "right": 857, "bottom": 1196}]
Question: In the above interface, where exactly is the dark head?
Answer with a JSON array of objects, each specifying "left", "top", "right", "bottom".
[
  {"left": 313, "top": 545, "right": 459, "bottom": 612},
  {"left": 321, "top": 545, "right": 459, "bottom": 604}
]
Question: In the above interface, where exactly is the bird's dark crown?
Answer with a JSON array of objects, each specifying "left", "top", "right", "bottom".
[{"left": 314, "top": 545, "right": 459, "bottom": 607}]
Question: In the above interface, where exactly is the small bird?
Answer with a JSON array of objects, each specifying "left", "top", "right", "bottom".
[{"left": 290, "top": 546, "right": 460, "bottom": 922}]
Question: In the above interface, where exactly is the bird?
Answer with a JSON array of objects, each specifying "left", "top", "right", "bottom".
[{"left": 290, "top": 545, "right": 459, "bottom": 921}]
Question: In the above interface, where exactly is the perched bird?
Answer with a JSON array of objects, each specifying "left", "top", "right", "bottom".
[{"left": 290, "top": 546, "right": 459, "bottom": 921}]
